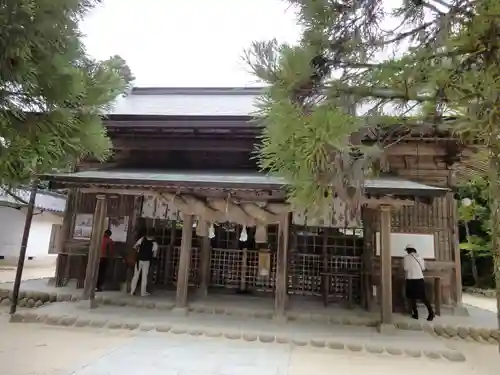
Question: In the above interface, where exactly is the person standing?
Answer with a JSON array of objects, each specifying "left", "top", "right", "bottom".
[
  {"left": 403, "top": 245, "right": 435, "bottom": 321},
  {"left": 130, "top": 234, "right": 158, "bottom": 297},
  {"left": 96, "top": 229, "right": 113, "bottom": 292}
]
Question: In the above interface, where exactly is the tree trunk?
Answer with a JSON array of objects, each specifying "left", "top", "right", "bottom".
[
  {"left": 487, "top": 152, "right": 500, "bottom": 354},
  {"left": 464, "top": 222, "right": 479, "bottom": 286}
]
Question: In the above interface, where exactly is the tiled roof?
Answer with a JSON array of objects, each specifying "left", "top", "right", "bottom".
[
  {"left": 109, "top": 87, "right": 263, "bottom": 116},
  {"left": 0, "top": 189, "right": 67, "bottom": 213}
]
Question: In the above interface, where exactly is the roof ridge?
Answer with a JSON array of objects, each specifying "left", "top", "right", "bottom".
[{"left": 130, "top": 87, "right": 266, "bottom": 96}]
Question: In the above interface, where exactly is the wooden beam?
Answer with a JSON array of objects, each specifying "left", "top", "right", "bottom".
[
  {"left": 379, "top": 205, "right": 393, "bottom": 326},
  {"left": 198, "top": 226, "right": 212, "bottom": 297},
  {"left": 362, "top": 197, "right": 414, "bottom": 208},
  {"left": 387, "top": 143, "right": 457, "bottom": 157},
  {"left": 175, "top": 214, "right": 194, "bottom": 309},
  {"left": 81, "top": 194, "right": 107, "bottom": 307},
  {"left": 112, "top": 137, "right": 256, "bottom": 151},
  {"left": 275, "top": 213, "right": 291, "bottom": 319}
]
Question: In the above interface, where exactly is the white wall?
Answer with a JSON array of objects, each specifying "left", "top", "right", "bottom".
[{"left": 0, "top": 207, "right": 62, "bottom": 266}]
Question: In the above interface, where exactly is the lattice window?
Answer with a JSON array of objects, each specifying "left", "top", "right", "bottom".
[
  {"left": 288, "top": 254, "right": 322, "bottom": 295},
  {"left": 288, "top": 225, "right": 363, "bottom": 299},
  {"left": 209, "top": 248, "right": 243, "bottom": 288},
  {"left": 292, "top": 225, "right": 323, "bottom": 254},
  {"left": 168, "top": 247, "right": 200, "bottom": 285}
]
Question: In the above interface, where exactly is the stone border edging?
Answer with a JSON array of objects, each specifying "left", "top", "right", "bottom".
[
  {"left": 395, "top": 320, "right": 500, "bottom": 345},
  {"left": 9, "top": 310, "right": 467, "bottom": 362},
  {"left": 0, "top": 290, "right": 60, "bottom": 309},
  {"left": 1, "top": 288, "right": 498, "bottom": 345}
]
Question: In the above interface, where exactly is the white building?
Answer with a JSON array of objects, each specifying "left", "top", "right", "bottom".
[{"left": 0, "top": 189, "right": 66, "bottom": 267}]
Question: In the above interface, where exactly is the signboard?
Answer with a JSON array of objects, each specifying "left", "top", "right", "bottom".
[
  {"left": 73, "top": 214, "right": 128, "bottom": 243},
  {"left": 375, "top": 232, "right": 436, "bottom": 259},
  {"left": 109, "top": 216, "right": 129, "bottom": 243},
  {"left": 73, "top": 214, "right": 94, "bottom": 240}
]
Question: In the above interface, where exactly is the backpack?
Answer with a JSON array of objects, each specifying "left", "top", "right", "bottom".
[{"left": 137, "top": 237, "right": 154, "bottom": 261}]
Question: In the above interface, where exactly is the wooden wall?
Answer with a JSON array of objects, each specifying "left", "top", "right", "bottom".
[
  {"left": 56, "top": 191, "right": 138, "bottom": 284},
  {"left": 62, "top": 192, "right": 136, "bottom": 255}
]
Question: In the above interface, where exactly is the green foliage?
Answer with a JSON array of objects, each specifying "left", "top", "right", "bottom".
[
  {"left": 0, "top": 0, "right": 134, "bottom": 186},
  {"left": 459, "top": 235, "right": 490, "bottom": 258},
  {"left": 246, "top": 1, "right": 500, "bottom": 295},
  {"left": 457, "top": 177, "right": 492, "bottom": 258},
  {"left": 245, "top": 1, "right": 500, "bottom": 212}
]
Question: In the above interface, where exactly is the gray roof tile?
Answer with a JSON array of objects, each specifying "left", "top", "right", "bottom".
[
  {"left": 0, "top": 189, "right": 66, "bottom": 213},
  {"left": 45, "top": 170, "right": 447, "bottom": 196},
  {"left": 108, "top": 87, "right": 262, "bottom": 116}
]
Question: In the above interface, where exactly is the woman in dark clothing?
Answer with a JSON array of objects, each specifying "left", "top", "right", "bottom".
[{"left": 403, "top": 245, "right": 435, "bottom": 321}]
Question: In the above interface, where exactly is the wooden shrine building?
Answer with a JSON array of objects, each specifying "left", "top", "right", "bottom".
[{"left": 43, "top": 87, "right": 467, "bottom": 325}]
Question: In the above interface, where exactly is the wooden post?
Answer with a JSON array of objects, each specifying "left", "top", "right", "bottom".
[
  {"left": 175, "top": 214, "right": 194, "bottom": 309},
  {"left": 275, "top": 213, "right": 290, "bottom": 320},
  {"left": 199, "top": 231, "right": 212, "bottom": 297},
  {"left": 164, "top": 220, "right": 177, "bottom": 286},
  {"left": 449, "top": 192, "right": 462, "bottom": 304},
  {"left": 10, "top": 181, "right": 38, "bottom": 315},
  {"left": 123, "top": 195, "right": 142, "bottom": 293},
  {"left": 54, "top": 188, "right": 77, "bottom": 285},
  {"left": 379, "top": 205, "right": 393, "bottom": 326},
  {"left": 82, "top": 195, "right": 107, "bottom": 307}
]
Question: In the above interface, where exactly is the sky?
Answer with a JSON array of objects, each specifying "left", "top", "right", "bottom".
[{"left": 80, "top": 0, "right": 301, "bottom": 88}]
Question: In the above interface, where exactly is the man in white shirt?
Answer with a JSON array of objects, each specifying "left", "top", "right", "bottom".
[
  {"left": 130, "top": 234, "right": 158, "bottom": 297},
  {"left": 403, "top": 245, "right": 435, "bottom": 321}
]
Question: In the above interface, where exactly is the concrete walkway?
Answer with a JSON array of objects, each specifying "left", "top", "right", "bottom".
[
  {"left": 1, "top": 312, "right": 500, "bottom": 375},
  {"left": 463, "top": 293, "right": 497, "bottom": 313},
  {"left": 0, "top": 265, "right": 54, "bottom": 283}
]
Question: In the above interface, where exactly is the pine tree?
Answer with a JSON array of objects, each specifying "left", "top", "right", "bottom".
[
  {"left": 246, "top": 0, "right": 500, "bottom": 337},
  {"left": 0, "top": 0, "right": 134, "bottom": 186}
]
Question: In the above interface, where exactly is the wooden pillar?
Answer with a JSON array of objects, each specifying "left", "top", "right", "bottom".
[
  {"left": 199, "top": 231, "right": 212, "bottom": 297},
  {"left": 447, "top": 170, "right": 462, "bottom": 305},
  {"left": 449, "top": 192, "right": 462, "bottom": 304},
  {"left": 82, "top": 195, "right": 107, "bottom": 307},
  {"left": 275, "top": 213, "right": 290, "bottom": 319},
  {"left": 123, "top": 195, "right": 142, "bottom": 293},
  {"left": 175, "top": 214, "right": 194, "bottom": 309},
  {"left": 164, "top": 220, "right": 177, "bottom": 286},
  {"left": 379, "top": 205, "right": 393, "bottom": 325},
  {"left": 54, "top": 189, "right": 78, "bottom": 285}
]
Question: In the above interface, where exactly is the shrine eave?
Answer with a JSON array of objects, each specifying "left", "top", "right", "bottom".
[{"left": 41, "top": 169, "right": 448, "bottom": 199}]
